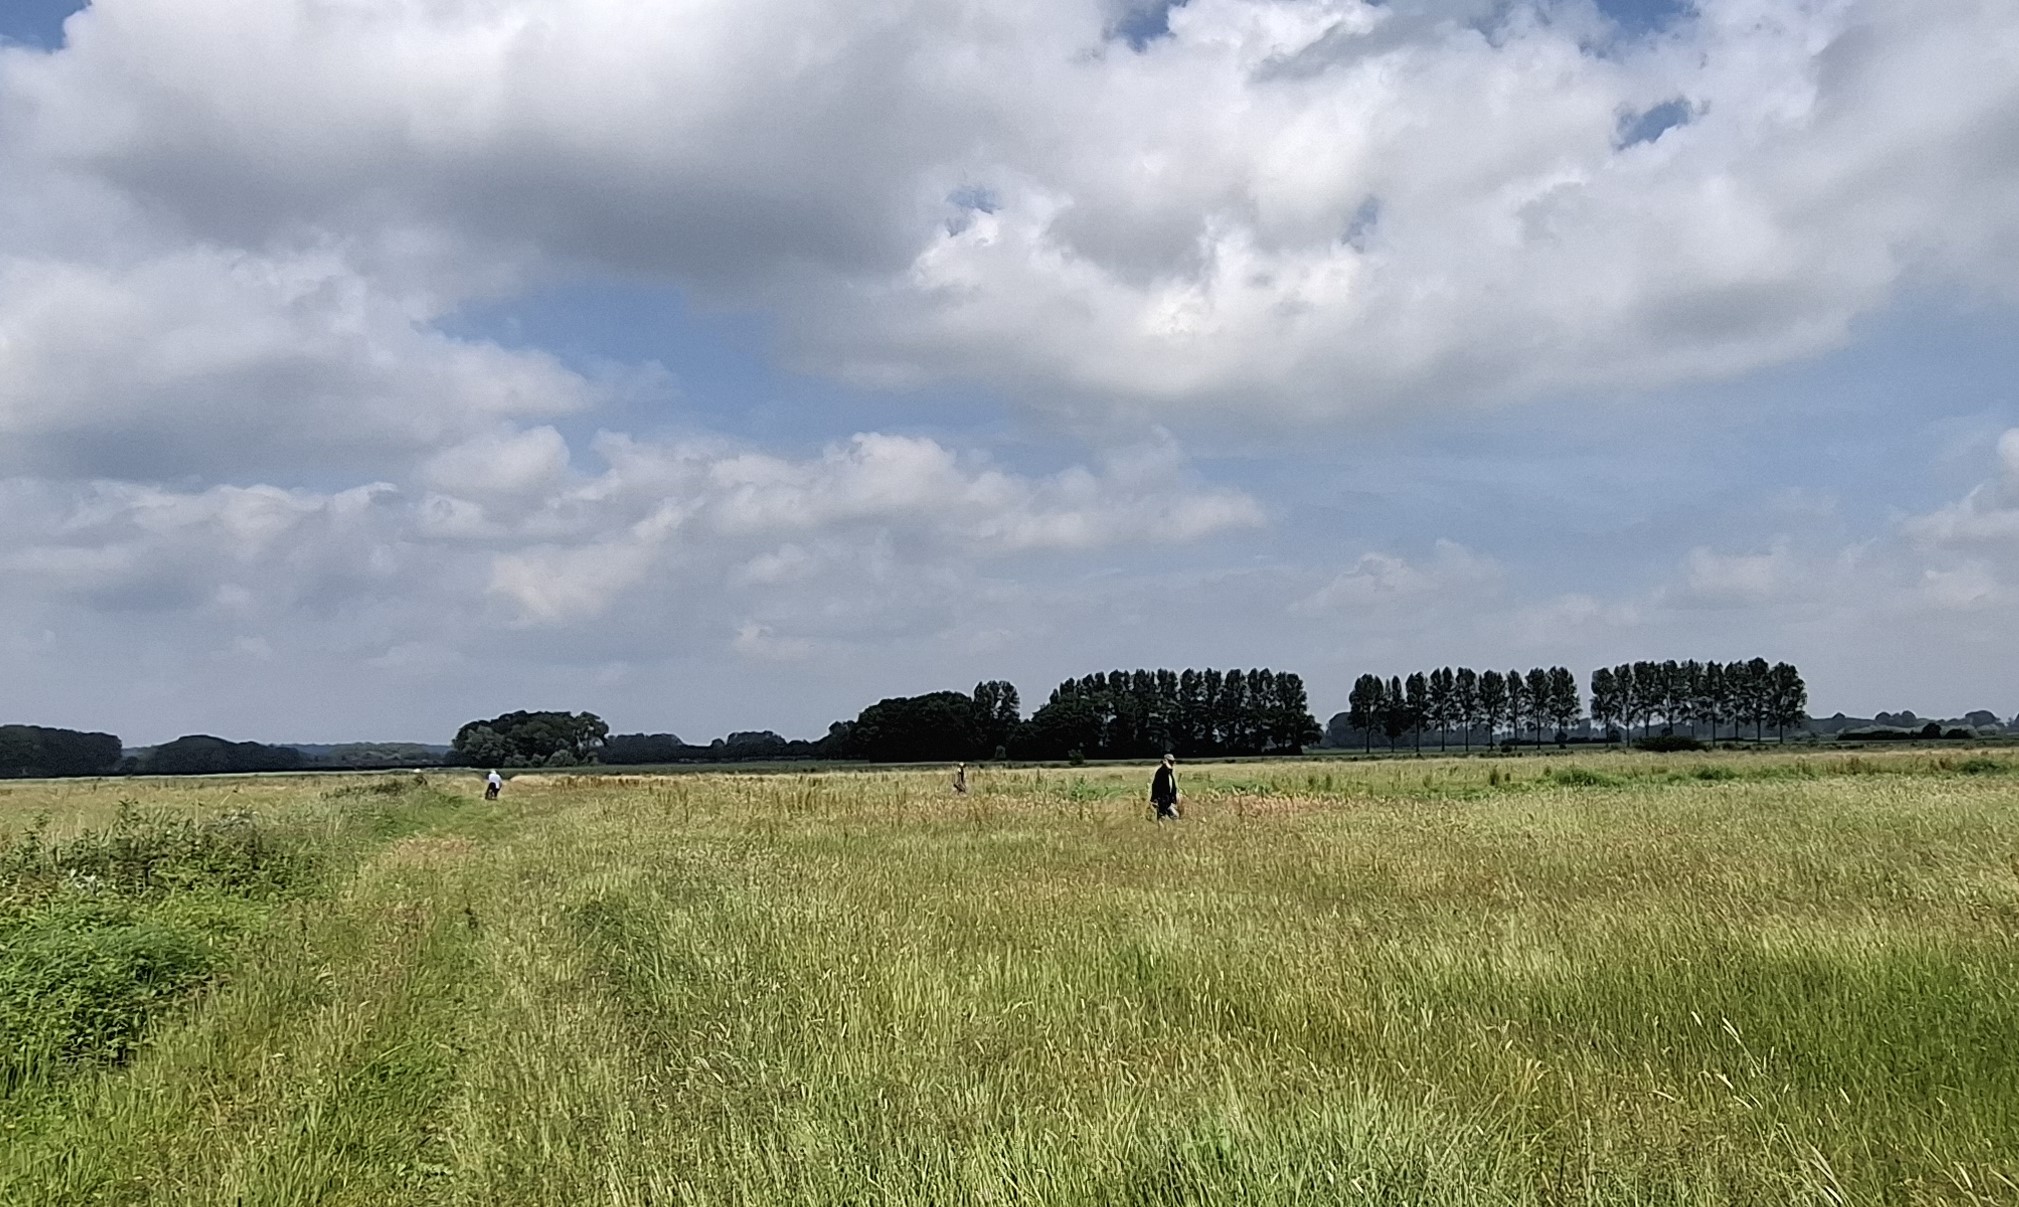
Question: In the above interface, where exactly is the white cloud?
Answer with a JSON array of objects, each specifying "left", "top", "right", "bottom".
[
  {"left": 1293, "top": 539, "right": 1501, "bottom": 614},
  {"left": 5, "top": 0, "right": 2015, "bottom": 424},
  {"left": 1902, "top": 429, "right": 2019, "bottom": 549},
  {"left": 1679, "top": 541, "right": 1794, "bottom": 607},
  {"left": 0, "top": 247, "right": 596, "bottom": 477}
]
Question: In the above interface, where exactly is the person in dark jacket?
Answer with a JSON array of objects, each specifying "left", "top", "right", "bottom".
[{"left": 1149, "top": 754, "right": 1181, "bottom": 820}]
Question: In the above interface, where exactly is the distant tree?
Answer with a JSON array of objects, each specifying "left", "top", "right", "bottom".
[
  {"left": 1503, "top": 669, "right": 1528, "bottom": 749},
  {"left": 1382, "top": 676, "right": 1410, "bottom": 751},
  {"left": 459, "top": 725, "right": 512, "bottom": 767},
  {"left": 1426, "top": 667, "right": 1455, "bottom": 751},
  {"left": 1178, "top": 670, "right": 1206, "bottom": 752},
  {"left": 453, "top": 711, "right": 607, "bottom": 765},
  {"left": 1523, "top": 668, "right": 1550, "bottom": 746},
  {"left": 849, "top": 691, "right": 987, "bottom": 762},
  {"left": 0, "top": 725, "right": 123, "bottom": 778},
  {"left": 140, "top": 735, "right": 306, "bottom": 776},
  {"left": 601, "top": 733, "right": 688, "bottom": 764},
  {"left": 1611, "top": 664, "right": 1639, "bottom": 739},
  {"left": 1347, "top": 675, "right": 1384, "bottom": 753},
  {"left": 1674, "top": 660, "right": 1703, "bottom": 737},
  {"left": 1739, "top": 657, "right": 1773, "bottom": 740},
  {"left": 1478, "top": 670, "right": 1507, "bottom": 747},
  {"left": 1696, "top": 661, "right": 1727, "bottom": 743},
  {"left": 1453, "top": 668, "right": 1481, "bottom": 752},
  {"left": 1546, "top": 666, "right": 1581, "bottom": 743},
  {"left": 1270, "top": 672, "right": 1324, "bottom": 753},
  {"left": 1589, "top": 667, "right": 1620, "bottom": 742},
  {"left": 971, "top": 680, "right": 1022, "bottom": 756},
  {"left": 1404, "top": 673, "right": 1430, "bottom": 752},
  {"left": 1768, "top": 662, "right": 1808, "bottom": 742}
]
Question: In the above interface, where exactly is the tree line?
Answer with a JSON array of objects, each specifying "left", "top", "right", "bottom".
[
  {"left": 1589, "top": 659, "right": 1807, "bottom": 742},
  {"left": 447, "top": 669, "right": 1322, "bottom": 768},
  {"left": 1017, "top": 669, "right": 1321, "bottom": 760},
  {"left": 1334, "top": 658, "right": 1808, "bottom": 750}
]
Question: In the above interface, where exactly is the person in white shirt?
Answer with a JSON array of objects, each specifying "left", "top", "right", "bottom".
[{"left": 485, "top": 770, "right": 503, "bottom": 800}]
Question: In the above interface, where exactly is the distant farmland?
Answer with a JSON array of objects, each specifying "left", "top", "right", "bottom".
[{"left": 4, "top": 749, "right": 2016, "bottom": 1204}]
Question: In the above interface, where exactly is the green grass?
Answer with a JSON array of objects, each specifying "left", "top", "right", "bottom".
[{"left": 2, "top": 752, "right": 2017, "bottom": 1204}]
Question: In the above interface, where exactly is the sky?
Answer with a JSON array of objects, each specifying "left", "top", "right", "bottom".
[{"left": 2, "top": 0, "right": 2016, "bottom": 746}]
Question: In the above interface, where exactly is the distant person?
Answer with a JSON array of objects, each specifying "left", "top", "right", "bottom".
[
  {"left": 485, "top": 770, "right": 502, "bottom": 800},
  {"left": 1149, "top": 754, "right": 1181, "bottom": 821},
  {"left": 952, "top": 762, "right": 968, "bottom": 795}
]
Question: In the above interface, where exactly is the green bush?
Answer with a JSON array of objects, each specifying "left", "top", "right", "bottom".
[
  {"left": 1546, "top": 767, "right": 1619, "bottom": 788},
  {"left": 1632, "top": 735, "right": 1707, "bottom": 753},
  {"left": 1, "top": 905, "right": 217, "bottom": 1089},
  {"left": 0, "top": 805, "right": 309, "bottom": 1093}
]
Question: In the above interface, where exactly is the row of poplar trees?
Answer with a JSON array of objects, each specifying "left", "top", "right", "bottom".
[
  {"left": 1023, "top": 668, "right": 1323, "bottom": 759},
  {"left": 1345, "top": 667, "right": 1582, "bottom": 751},
  {"left": 1589, "top": 658, "right": 1807, "bottom": 741},
  {"left": 1343, "top": 659, "right": 1808, "bottom": 750}
]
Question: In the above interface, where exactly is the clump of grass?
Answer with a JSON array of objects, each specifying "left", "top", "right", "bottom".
[
  {"left": 1690, "top": 765, "right": 1741, "bottom": 782},
  {"left": 1546, "top": 766, "right": 1619, "bottom": 788}
]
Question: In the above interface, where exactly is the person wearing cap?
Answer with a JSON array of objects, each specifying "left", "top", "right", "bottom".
[{"left": 1149, "top": 754, "right": 1181, "bottom": 821}]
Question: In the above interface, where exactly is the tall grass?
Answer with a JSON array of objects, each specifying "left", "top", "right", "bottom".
[{"left": 2, "top": 752, "right": 2016, "bottom": 1204}]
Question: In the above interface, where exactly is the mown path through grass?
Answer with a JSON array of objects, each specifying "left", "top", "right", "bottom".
[{"left": 4, "top": 752, "right": 2018, "bottom": 1205}]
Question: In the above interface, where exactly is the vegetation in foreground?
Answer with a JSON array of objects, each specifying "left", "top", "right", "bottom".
[{"left": 1, "top": 748, "right": 2015, "bottom": 1205}]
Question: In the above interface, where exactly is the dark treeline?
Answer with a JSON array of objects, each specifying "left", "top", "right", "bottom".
[
  {"left": 0, "top": 725, "right": 123, "bottom": 778},
  {"left": 601, "top": 730, "right": 828, "bottom": 765},
  {"left": 1016, "top": 669, "right": 1321, "bottom": 760},
  {"left": 1589, "top": 659, "right": 1807, "bottom": 742},
  {"left": 135, "top": 735, "right": 307, "bottom": 775},
  {"left": 1339, "top": 667, "right": 1581, "bottom": 752},
  {"left": 453, "top": 670, "right": 1321, "bottom": 768},
  {"left": 0, "top": 657, "right": 1840, "bottom": 778},
  {"left": 1331, "top": 659, "right": 1809, "bottom": 751}
]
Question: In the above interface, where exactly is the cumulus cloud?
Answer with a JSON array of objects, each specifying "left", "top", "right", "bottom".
[
  {"left": 1292, "top": 540, "right": 1501, "bottom": 614},
  {"left": 0, "top": 246, "right": 597, "bottom": 478},
  {"left": 1678, "top": 541, "right": 1794, "bottom": 607},
  {"left": 1902, "top": 429, "right": 2019, "bottom": 549},
  {"left": 5, "top": 0, "right": 2016, "bottom": 426},
  {"left": 0, "top": 428, "right": 1261, "bottom": 630}
]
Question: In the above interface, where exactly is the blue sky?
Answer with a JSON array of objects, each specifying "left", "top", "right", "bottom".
[{"left": 2, "top": 0, "right": 2016, "bottom": 744}]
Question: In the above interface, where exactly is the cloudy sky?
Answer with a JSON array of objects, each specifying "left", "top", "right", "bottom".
[{"left": 2, "top": 0, "right": 2016, "bottom": 746}]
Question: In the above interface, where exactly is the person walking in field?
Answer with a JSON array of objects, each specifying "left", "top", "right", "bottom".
[
  {"left": 485, "top": 770, "right": 502, "bottom": 800},
  {"left": 952, "top": 762, "right": 968, "bottom": 795},
  {"left": 1149, "top": 753, "right": 1181, "bottom": 821}
]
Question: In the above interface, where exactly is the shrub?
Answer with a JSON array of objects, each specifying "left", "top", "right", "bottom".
[
  {"left": 1633, "top": 735, "right": 1706, "bottom": 753},
  {"left": 1691, "top": 765, "right": 1740, "bottom": 782},
  {"left": 1, "top": 804, "right": 307, "bottom": 903},
  {"left": 0, "top": 805, "right": 307, "bottom": 1092},
  {"left": 1547, "top": 767, "right": 1618, "bottom": 788},
  {"left": 1, "top": 906, "right": 216, "bottom": 1089},
  {"left": 1957, "top": 757, "right": 2005, "bottom": 776}
]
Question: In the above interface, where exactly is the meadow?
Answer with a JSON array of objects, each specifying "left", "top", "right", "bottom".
[{"left": 2, "top": 748, "right": 2016, "bottom": 1205}]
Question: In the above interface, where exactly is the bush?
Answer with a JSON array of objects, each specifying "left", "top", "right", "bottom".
[
  {"left": 1, "top": 906, "right": 216, "bottom": 1088},
  {"left": 1633, "top": 735, "right": 1706, "bottom": 753},
  {"left": 1957, "top": 757, "right": 2005, "bottom": 776},
  {"left": 1, "top": 804, "right": 308, "bottom": 903},
  {"left": 1691, "top": 765, "right": 1740, "bottom": 782},
  {"left": 0, "top": 805, "right": 308, "bottom": 1092},
  {"left": 1547, "top": 767, "right": 1619, "bottom": 788}
]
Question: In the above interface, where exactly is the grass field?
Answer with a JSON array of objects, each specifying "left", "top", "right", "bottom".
[{"left": 3, "top": 749, "right": 2016, "bottom": 1205}]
